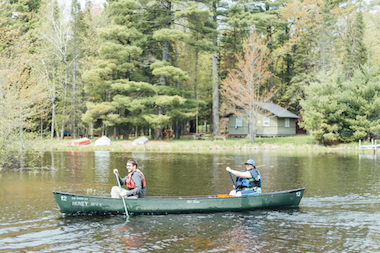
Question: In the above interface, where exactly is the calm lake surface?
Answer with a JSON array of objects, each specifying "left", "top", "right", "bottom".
[{"left": 1, "top": 150, "right": 380, "bottom": 252}]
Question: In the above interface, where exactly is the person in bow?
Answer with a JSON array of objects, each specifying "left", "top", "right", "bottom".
[
  {"left": 226, "top": 159, "right": 261, "bottom": 197},
  {"left": 111, "top": 159, "right": 146, "bottom": 198}
]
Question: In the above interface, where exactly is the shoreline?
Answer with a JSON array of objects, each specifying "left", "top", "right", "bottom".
[{"left": 28, "top": 136, "right": 367, "bottom": 153}]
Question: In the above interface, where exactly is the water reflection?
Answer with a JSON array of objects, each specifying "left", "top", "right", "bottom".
[
  {"left": 113, "top": 212, "right": 266, "bottom": 252},
  {"left": 95, "top": 151, "right": 111, "bottom": 183},
  {"left": 359, "top": 153, "right": 377, "bottom": 160}
]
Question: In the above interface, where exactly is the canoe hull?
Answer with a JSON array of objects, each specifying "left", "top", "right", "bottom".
[{"left": 53, "top": 188, "right": 305, "bottom": 215}]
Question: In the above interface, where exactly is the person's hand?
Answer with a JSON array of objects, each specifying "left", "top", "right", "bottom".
[
  {"left": 113, "top": 169, "right": 119, "bottom": 175},
  {"left": 120, "top": 191, "right": 126, "bottom": 197},
  {"left": 226, "top": 167, "right": 232, "bottom": 172}
]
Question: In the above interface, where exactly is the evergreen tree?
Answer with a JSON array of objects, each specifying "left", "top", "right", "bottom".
[
  {"left": 175, "top": 4, "right": 216, "bottom": 134},
  {"left": 343, "top": 65, "right": 380, "bottom": 141},
  {"left": 278, "top": 0, "right": 342, "bottom": 113},
  {"left": 67, "top": 0, "right": 88, "bottom": 138},
  {"left": 343, "top": 10, "right": 367, "bottom": 79},
  {"left": 82, "top": 0, "right": 203, "bottom": 139},
  {"left": 300, "top": 65, "right": 380, "bottom": 144},
  {"left": 82, "top": 0, "right": 146, "bottom": 137},
  {"left": 364, "top": 3, "right": 380, "bottom": 70},
  {"left": 300, "top": 71, "right": 346, "bottom": 145}
]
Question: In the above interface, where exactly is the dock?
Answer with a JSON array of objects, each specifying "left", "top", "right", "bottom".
[{"left": 359, "top": 139, "right": 380, "bottom": 153}]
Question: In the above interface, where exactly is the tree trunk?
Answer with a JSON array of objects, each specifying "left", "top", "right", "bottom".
[
  {"left": 267, "top": 24, "right": 274, "bottom": 89},
  {"left": 51, "top": 67, "right": 56, "bottom": 139},
  {"left": 195, "top": 50, "right": 199, "bottom": 134},
  {"left": 123, "top": 123, "right": 130, "bottom": 140},
  {"left": 73, "top": 59, "right": 77, "bottom": 139},
  {"left": 212, "top": 1, "right": 220, "bottom": 135},
  {"left": 154, "top": 1, "right": 172, "bottom": 139}
]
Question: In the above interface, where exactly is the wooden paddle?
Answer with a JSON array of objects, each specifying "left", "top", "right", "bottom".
[{"left": 114, "top": 171, "right": 129, "bottom": 221}]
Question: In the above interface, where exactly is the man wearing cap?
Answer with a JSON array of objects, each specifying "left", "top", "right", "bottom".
[{"left": 226, "top": 159, "right": 262, "bottom": 197}]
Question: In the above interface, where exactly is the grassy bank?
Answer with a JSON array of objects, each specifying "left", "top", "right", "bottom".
[{"left": 29, "top": 135, "right": 363, "bottom": 153}]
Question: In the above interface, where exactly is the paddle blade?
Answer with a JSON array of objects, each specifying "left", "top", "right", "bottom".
[{"left": 217, "top": 194, "right": 233, "bottom": 198}]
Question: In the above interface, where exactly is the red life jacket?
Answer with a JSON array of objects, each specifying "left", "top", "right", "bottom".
[{"left": 126, "top": 169, "right": 146, "bottom": 189}]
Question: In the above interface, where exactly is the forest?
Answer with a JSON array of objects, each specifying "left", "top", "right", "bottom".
[{"left": 1, "top": 0, "right": 380, "bottom": 167}]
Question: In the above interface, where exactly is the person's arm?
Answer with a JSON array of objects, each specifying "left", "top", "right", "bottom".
[
  {"left": 125, "top": 173, "right": 143, "bottom": 196},
  {"left": 113, "top": 169, "right": 126, "bottom": 185},
  {"left": 226, "top": 167, "right": 252, "bottom": 178},
  {"left": 119, "top": 176, "right": 127, "bottom": 186},
  {"left": 249, "top": 169, "right": 261, "bottom": 181}
]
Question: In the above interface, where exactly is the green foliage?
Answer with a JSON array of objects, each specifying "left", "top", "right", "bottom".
[
  {"left": 300, "top": 71, "right": 345, "bottom": 144},
  {"left": 343, "top": 11, "right": 367, "bottom": 79},
  {"left": 142, "top": 114, "right": 171, "bottom": 128},
  {"left": 153, "top": 28, "right": 188, "bottom": 41},
  {"left": 0, "top": 22, "right": 46, "bottom": 169},
  {"left": 301, "top": 65, "right": 380, "bottom": 144},
  {"left": 343, "top": 65, "right": 380, "bottom": 140},
  {"left": 364, "top": 6, "right": 380, "bottom": 71},
  {"left": 152, "top": 66, "right": 190, "bottom": 81}
]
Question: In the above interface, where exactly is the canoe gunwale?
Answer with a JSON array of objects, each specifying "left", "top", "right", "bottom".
[
  {"left": 53, "top": 188, "right": 305, "bottom": 215},
  {"left": 53, "top": 187, "right": 305, "bottom": 201}
]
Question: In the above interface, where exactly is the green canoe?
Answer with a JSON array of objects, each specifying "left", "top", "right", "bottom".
[{"left": 53, "top": 188, "right": 305, "bottom": 215}]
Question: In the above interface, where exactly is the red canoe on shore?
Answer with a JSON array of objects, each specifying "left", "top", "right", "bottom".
[{"left": 67, "top": 138, "right": 90, "bottom": 146}]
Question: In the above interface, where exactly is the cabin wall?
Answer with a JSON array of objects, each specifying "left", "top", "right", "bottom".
[
  {"left": 228, "top": 115, "right": 248, "bottom": 136},
  {"left": 256, "top": 114, "right": 277, "bottom": 136},
  {"left": 277, "top": 118, "right": 297, "bottom": 136},
  {"left": 228, "top": 113, "right": 298, "bottom": 137}
]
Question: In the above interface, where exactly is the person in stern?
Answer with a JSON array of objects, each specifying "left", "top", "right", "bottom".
[
  {"left": 226, "top": 159, "right": 261, "bottom": 197},
  {"left": 111, "top": 159, "right": 146, "bottom": 198}
]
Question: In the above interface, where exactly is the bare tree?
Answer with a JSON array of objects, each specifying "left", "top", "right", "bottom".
[
  {"left": 221, "top": 29, "right": 273, "bottom": 144},
  {"left": 38, "top": 0, "right": 80, "bottom": 139}
]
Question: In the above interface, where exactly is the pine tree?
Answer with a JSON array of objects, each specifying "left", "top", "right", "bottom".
[
  {"left": 299, "top": 71, "right": 346, "bottom": 145},
  {"left": 278, "top": 0, "right": 342, "bottom": 113},
  {"left": 343, "top": 10, "right": 367, "bottom": 79},
  {"left": 343, "top": 65, "right": 380, "bottom": 141},
  {"left": 82, "top": 0, "right": 203, "bottom": 140}
]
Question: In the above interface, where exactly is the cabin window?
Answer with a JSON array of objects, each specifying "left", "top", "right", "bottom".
[
  {"left": 285, "top": 118, "right": 290, "bottom": 128},
  {"left": 263, "top": 117, "right": 270, "bottom": 126},
  {"left": 235, "top": 117, "right": 243, "bottom": 128}
]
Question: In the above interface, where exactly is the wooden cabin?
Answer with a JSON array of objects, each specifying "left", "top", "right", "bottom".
[{"left": 227, "top": 103, "right": 300, "bottom": 137}]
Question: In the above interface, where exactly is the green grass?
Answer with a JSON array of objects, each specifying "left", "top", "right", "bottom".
[
  {"left": 254, "top": 135, "right": 316, "bottom": 145},
  {"left": 28, "top": 135, "right": 363, "bottom": 153}
]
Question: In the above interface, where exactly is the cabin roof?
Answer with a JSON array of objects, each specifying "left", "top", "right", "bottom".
[
  {"left": 256, "top": 102, "right": 300, "bottom": 119},
  {"left": 225, "top": 103, "right": 300, "bottom": 119}
]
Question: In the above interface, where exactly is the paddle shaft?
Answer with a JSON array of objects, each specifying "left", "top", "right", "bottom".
[
  {"left": 229, "top": 172, "right": 235, "bottom": 187},
  {"left": 114, "top": 172, "right": 129, "bottom": 220}
]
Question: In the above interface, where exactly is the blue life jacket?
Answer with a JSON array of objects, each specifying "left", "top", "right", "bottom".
[{"left": 235, "top": 168, "right": 261, "bottom": 190}]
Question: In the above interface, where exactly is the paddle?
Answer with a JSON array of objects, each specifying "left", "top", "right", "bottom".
[
  {"left": 114, "top": 171, "right": 129, "bottom": 221},
  {"left": 229, "top": 172, "right": 235, "bottom": 187}
]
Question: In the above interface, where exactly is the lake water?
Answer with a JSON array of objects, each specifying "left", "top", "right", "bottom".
[{"left": 1, "top": 150, "right": 380, "bottom": 252}]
